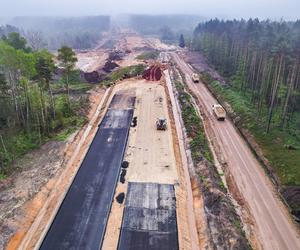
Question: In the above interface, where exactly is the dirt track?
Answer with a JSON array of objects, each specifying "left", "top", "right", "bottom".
[{"left": 171, "top": 52, "right": 300, "bottom": 250}]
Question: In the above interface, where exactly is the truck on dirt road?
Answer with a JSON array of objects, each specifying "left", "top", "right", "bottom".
[
  {"left": 212, "top": 104, "right": 226, "bottom": 121},
  {"left": 192, "top": 73, "right": 200, "bottom": 83}
]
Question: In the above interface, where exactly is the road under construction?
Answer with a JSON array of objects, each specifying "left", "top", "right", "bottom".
[{"left": 6, "top": 33, "right": 300, "bottom": 250}]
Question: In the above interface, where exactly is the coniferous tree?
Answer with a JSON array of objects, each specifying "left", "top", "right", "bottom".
[
  {"left": 179, "top": 34, "right": 185, "bottom": 48},
  {"left": 192, "top": 19, "right": 300, "bottom": 133}
]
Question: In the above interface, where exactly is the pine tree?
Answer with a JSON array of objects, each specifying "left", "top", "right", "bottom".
[{"left": 179, "top": 34, "right": 185, "bottom": 48}]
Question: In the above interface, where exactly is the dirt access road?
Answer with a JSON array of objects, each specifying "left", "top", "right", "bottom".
[{"left": 171, "top": 52, "right": 300, "bottom": 250}]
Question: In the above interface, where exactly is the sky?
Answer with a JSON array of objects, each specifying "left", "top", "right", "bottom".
[{"left": 0, "top": 0, "right": 299, "bottom": 20}]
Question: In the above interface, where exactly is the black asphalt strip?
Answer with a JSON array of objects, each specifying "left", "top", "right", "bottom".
[
  {"left": 40, "top": 95, "right": 135, "bottom": 250},
  {"left": 118, "top": 182, "right": 179, "bottom": 250}
]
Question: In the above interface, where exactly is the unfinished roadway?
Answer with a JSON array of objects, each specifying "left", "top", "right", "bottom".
[
  {"left": 38, "top": 79, "right": 197, "bottom": 250},
  {"left": 102, "top": 80, "right": 197, "bottom": 250},
  {"left": 171, "top": 52, "right": 300, "bottom": 250},
  {"left": 39, "top": 91, "right": 135, "bottom": 249}
]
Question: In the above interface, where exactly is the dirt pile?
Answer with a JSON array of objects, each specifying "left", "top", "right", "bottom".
[
  {"left": 142, "top": 65, "right": 162, "bottom": 81},
  {"left": 82, "top": 71, "right": 100, "bottom": 83},
  {"left": 103, "top": 60, "right": 119, "bottom": 73},
  {"left": 108, "top": 50, "right": 124, "bottom": 61},
  {"left": 54, "top": 67, "right": 98, "bottom": 83}
]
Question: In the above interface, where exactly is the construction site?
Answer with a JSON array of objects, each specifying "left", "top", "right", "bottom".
[{"left": 1, "top": 30, "right": 300, "bottom": 250}]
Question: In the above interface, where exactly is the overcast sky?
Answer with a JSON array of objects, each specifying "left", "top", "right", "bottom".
[{"left": 0, "top": 0, "right": 299, "bottom": 20}]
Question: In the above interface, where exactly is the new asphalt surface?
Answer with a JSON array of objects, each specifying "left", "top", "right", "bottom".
[
  {"left": 40, "top": 94, "right": 135, "bottom": 250},
  {"left": 118, "top": 182, "right": 179, "bottom": 250}
]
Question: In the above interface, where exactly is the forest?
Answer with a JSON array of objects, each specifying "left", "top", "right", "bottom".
[
  {"left": 129, "top": 14, "right": 201, "bottom": 42},
  {"left": 6, "top": 16, "right": 111, "bottom": 50},
  {"left": 0, "top": 32, "right": 89, "bottom": 178},
  {"left": 192, "top": 19, "right": 300, "bottom": 187}
]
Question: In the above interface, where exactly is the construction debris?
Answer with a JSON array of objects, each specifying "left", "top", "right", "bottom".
[
  {"left": 103, "top": 60, "right": 119, "bottom": 73},
  {"left": 120, "top": 169, "right": 127, "bottom": 184},
  {"left": 131, "top": 116, "right": 137, "bottom": 127}
]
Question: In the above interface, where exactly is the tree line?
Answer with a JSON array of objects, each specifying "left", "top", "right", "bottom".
[
  {"left": 2, "top": 16, "right": 111, "bottom": 50},
  {"left": 0, "top": 32, "right": 81, "bottom": 175},
  {"left": 192, "top": 19, "right": 300, "bottom": 134},
  {"left": 129, "top": 14, "right": 200, "bottom": 44}
]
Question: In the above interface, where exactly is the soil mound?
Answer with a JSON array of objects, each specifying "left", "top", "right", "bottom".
[
  {"left": 143, "top": 65, "right": 162, "bottom": 81},
  {"left": 103, "top": 60, "right": 119, "bottom": 73}
]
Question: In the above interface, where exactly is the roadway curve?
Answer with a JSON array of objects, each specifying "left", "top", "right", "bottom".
[
  {"left": 40, "top": 94, "right": 135, "bottom": 250},
  {"left": 171, "top": 52, "right": 300, "bottom": 250}
]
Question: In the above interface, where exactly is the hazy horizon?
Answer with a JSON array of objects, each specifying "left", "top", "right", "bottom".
[{"left": 0, "top": 0, "right": 299, "bottom": 21}]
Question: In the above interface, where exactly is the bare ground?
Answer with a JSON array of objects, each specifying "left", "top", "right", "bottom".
[
  {"left": 0, "top": 140, "right": 66, "bottom": 249},
  {"left": 76, "top": 50, "right": 109, "bottom": 72}
]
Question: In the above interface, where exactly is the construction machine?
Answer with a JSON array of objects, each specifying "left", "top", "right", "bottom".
[
  {"left": 156, "top": 118, "right": 167, "bottom": 130},
  {"left": 212, "top": 104, "right": 226, "bottom": 121}
]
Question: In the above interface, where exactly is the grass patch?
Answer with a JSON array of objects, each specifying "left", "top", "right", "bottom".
[
  {"left": 51, "top": 82, "right": 93, "bottom": 92},
  {"left": 0, "top": 132, "right": 40, "bottom": 175},
  {"left": 233, "top": 219, "right": 242, "bottom": 231},
  {"left": 54, "top": 116, "right": 86, "bottom": 141},
  {"left": 175, "top": 81, "right": 213, "bottom": 164},
  {"left": 69, "top": 82, "right": 93, "bottom": 92},
  {"left": 103, "top": 64, "right": 146, "bottom": 86},
  {"left": 136, "top": 50, "right": 160, "bottom": 60},
  {"left": 202, "top": 73, "right": 300, "bottom": 186}
]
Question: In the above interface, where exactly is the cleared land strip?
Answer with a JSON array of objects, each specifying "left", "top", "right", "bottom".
[{"left": 39, "top": 92, "right": 135, "bottom": 250}]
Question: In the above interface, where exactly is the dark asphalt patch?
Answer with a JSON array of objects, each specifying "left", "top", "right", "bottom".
[
  {"left": 118, "top": 182, "right": 179, "bottom": 250},
  {"left": 40, "top": 94, "right": 135, "bottom": 250},
  {"left": 109, "top": 93, "right": 136, "bottom": 110}
]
